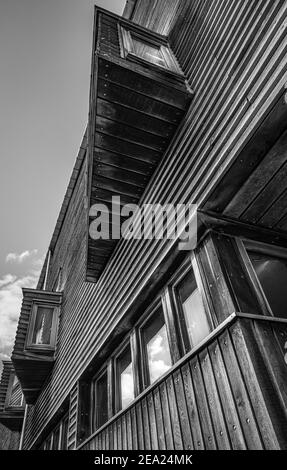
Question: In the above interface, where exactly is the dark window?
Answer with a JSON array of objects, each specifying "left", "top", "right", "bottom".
[
  {"left": 39, "top": 412, "right": 69, "bottom": 450},
  {"left": 141, "top": 308, "right": 172, "bottom": 386},
  {"left": 52, "top": 426, "right": 60, "bottom": 450},
  {"left": 45, "top": 435, "right": 52, "bottom": 450},
  {"left": 248, "top": 251, "right": 287, "bottom": 318},
  {"left": 61, "top": 415, "right": 69, "bottom": 450},
  {"left": 116, "top": 345, "right": 134, "bottom": 411},
  {"left": 93, "top": 370, "right": 109, "bottom": 430},
  {"left": 176, "top": 270, "right": 211, "bottom": 349}
]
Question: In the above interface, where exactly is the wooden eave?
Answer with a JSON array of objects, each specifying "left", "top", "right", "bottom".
[{"left": 202, "top": 86, "right": 287, "bottom": 238}]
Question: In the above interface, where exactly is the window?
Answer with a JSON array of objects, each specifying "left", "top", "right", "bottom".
[
  {"left": 82, "top": 257, "right": 216, "bottom": 441},
  {"left": 39, "top": 412, "right": 69, "bottom": 450},
  {"left": 60, "top": 415, "right": 69, "bottom": 450},
  {"left": 131, "top": 37, "right": 167, "bottom": 68},
  {"left": 115, "top": 344, "right": 134, "bottom": 411},
  {"left": 52, "top": 425, "right": 60, "bottom": 450},
  {"left": 175, "top": 269, "right": 212, "bottom": 350},
  {"left": 120, "top": 27, "right": 181, "bottom": 74},
  {"left": 247, "top": 249, "right": 287, "bottom": 318},
  {"left": 8, "top": 375, "right": 24, "bottom": 408},
  {"left": 26, "top": 302, "right": 59, "bottom": 350},
  {"left": 92, "top": 369, "right": 109, "bottom": 430},
  {"left": 141, "top": 307, "right": 172, "bottom": 386}
]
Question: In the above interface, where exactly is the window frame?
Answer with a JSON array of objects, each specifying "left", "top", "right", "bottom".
[
  {"left": 90, "top": 363, "right": 111, "bottom": 433},
  {"left": 40, "top": 411, "right": 69, "bottom": 450},
  {"left": 113, "top": 338, "right": 136, "bottom": 413},
  {"left": 25, "top": 300, "right": 59, "bottom": 351},
  {"left": 237, "top": 238, "right": 287, "bottom": 317},
  {"left": 138, "top": 299, "right": 173, "bottom": 389},
  {"left": 119, "top": 25, "right": 182, "bottom": 75},
  {"left": 170, "top": 256, "right": 215, "bottom": 354}
]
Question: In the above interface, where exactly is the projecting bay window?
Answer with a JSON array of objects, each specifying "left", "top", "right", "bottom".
[
  {"left": 26, "top": 302, "right": 59, "bottom": 351},
  {"left": 241, "top": 241, "right": 287, "bottom": 319}
]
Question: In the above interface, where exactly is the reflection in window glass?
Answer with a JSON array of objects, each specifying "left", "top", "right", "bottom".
[
  {"left": 132, "top": 37, "right": 167, "bottom": 69},
  {"left": 248, "top": 251, "right": 287, "bottom": 318},
  {"left": 142, "top": 309, "right": 172, "bottom": 385},
  {"left": 32, "top": 306, "right": 54, "bottom": 345},
  {"left": 117, "top": 346, "right": 134, "bottom": 410},
  {"left": 177, "top": 271, "right": 211, "bottom": 348}
]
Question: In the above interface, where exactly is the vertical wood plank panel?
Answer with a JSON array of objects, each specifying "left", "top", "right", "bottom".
[
  {"left": 208, "top": 340, "right": 247, "bottom": 449},
  {"left": 153, "top": 387, "right": 166, "bottom": 450},
  {"left": 181, "top": 362, "right": 204, "bottom": 450},
  {"left": 172, "top": 369, "right": 193, "bottom": 450},
  {"left": 190, "top": 355, "right": 217, "bottom": 450},
  {"left": 159, "top": 381, "right": 174, "bottom": 450},
  {"left": 166, "top": 375, "right": 183, "bottom": 450}
]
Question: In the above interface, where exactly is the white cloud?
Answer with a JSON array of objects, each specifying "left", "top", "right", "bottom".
[
  {"left": 0, "top": 274, "right": 17, "bottom": 288},
  {"left": 5, "top": 249, "right": 38, "bottom": 264},
  {"left": 0, "top": 257, "right": 43, "bottom": 375}
]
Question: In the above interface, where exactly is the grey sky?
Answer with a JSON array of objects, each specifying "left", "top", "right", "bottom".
[{"left": 0, "top": 0, "right": 126, "bottom": 374}]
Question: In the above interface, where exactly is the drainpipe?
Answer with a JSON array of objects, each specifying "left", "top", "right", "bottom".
[{"left": 19, "top": 404, "right": 28, "bottom": 450}]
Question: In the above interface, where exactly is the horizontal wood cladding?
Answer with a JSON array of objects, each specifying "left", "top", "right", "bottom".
[
  {"left": 87, "top": 10, "right": 193, "bottom": 281},
  {"left": 22, "top": 1, "right": 287, "bottom": 449},
  {"left": 12, "top": 289, "right": 62, "bottom": 404},
  {"left": 79, "top": 317, "right": 287, "bottom": 450}
]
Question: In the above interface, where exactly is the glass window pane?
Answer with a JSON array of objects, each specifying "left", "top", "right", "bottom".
[
  {"left": 132, "top": 37, "right": 167, "bottom": 68},
  {"left": 177, "top": 271, "right": 211, "bottom": 348},
  {"left": 94, "top": 371, "right": 108, "bottom": 429},
  {"left": 46, "top": 436, "right": 52, "bottom": 450},
  {"left": 142, "top": 309, "right": 172, "bottom": 385},
  {"left": 249, "top": 251, "right": 287, "bottom": 318},
  {"left": 60, "top": 416, "right": 69, "bottom": 450},
  {"left": 32, "top": 306, "right": 54, "bottom": 345},
  {"left": 52, "top": 427, "right": 60, "bottom": 450},
  {"left": 117, "top": 346, "right": 134, "bottom": 410}
]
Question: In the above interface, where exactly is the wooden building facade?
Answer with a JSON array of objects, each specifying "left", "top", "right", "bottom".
[{"left": 1, "top": 0, "right": 287, "bottom": 450}]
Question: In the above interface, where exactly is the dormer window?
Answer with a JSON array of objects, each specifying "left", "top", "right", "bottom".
[
  {"left": 26, "top": 302, "right": 59, "bottom": 350},
  {"left": 12, "top": 289, "right": 62, "bottom": 403},
  {"left": 120, "top": 26, "right": 182, "bottom": 74}
]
